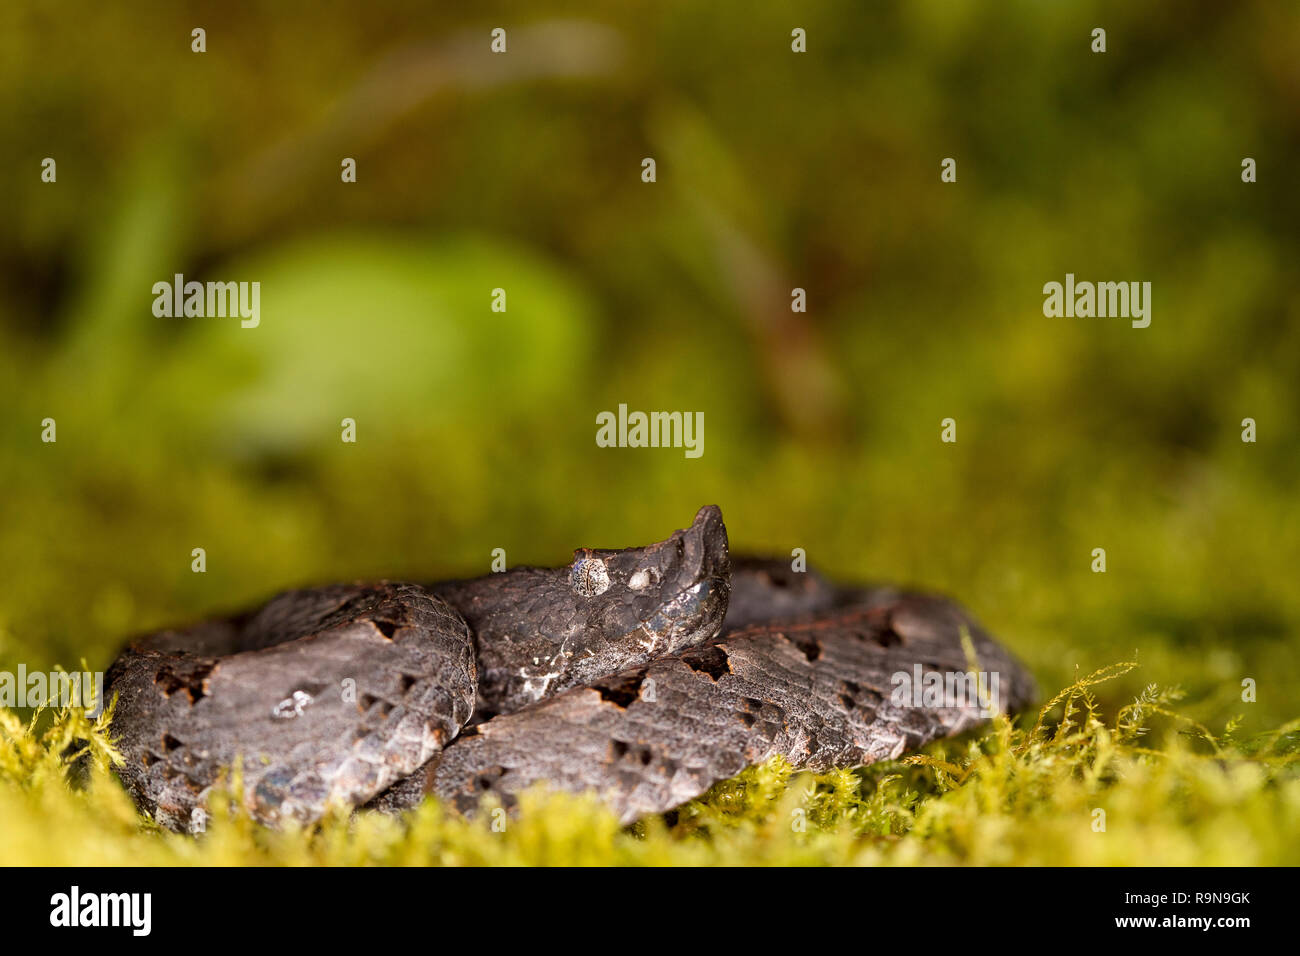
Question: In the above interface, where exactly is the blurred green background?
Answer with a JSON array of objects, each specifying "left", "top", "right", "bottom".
[{"left": 2, "top": 0, "right": 1298, "bottom": 746}]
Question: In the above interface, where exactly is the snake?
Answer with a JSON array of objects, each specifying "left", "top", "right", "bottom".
[{"left": 104, "top": 506, "right": 1035, "bottom": 831}]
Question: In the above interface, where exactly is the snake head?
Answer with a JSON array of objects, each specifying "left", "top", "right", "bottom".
[
  {"left": 571, "top": 503, "right": 731, "bottom": 649},
  {"left": 557, "top": 504, "right": 731, "bottom": 695},
  {"left": 445, "top": 505, "right": 731, "bottom": 713}
]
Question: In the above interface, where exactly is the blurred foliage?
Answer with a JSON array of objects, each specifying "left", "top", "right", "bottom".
[{"left": 1, "top": 1, "right": 1297, "bottom": 863}]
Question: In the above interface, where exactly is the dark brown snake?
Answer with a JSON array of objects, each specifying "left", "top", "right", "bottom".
[{"left": 104, "top": 506, "right": 1035, "bottom": 830}]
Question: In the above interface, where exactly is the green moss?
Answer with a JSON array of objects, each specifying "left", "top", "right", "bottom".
[{"left": 2, "top": 664, "right": 1294, "bottom": 866}]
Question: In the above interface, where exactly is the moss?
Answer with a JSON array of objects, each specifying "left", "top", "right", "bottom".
[{"left": 1, "top": 663, "right": 1294, "bottom": 866}]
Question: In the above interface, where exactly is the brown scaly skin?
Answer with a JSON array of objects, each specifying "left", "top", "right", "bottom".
[
  {"left": 104, "top": 509, "right": 1034, "bottom": 830},
  {"left": 105, "top": 583, "right": 476, "bottom": 831},
  {"left": 105, "top": 507, "right": 730, "bottom": 829},
  {"left": 425, "top": 561, "right": 1035, "bottom": 824}
]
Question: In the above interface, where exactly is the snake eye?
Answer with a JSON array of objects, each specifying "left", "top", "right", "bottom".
[{"left": 570, "top": 556, "right": 611, "bottom": 597}]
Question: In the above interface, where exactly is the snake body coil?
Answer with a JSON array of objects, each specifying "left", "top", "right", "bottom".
[{"left": 105, "top": 506, "right": 1033, "bottom": 830}]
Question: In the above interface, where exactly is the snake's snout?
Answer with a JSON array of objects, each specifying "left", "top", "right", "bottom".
[
  {"left": 680, "top": 504, "right": 730, "bottom": 587},
  {"left": 639, "top": 505, "right": 731, "bottom": 654}
]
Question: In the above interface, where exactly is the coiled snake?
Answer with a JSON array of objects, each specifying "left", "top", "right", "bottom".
[{"left": 105, "top": 506, "right": 1035, "bottom": 830}]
